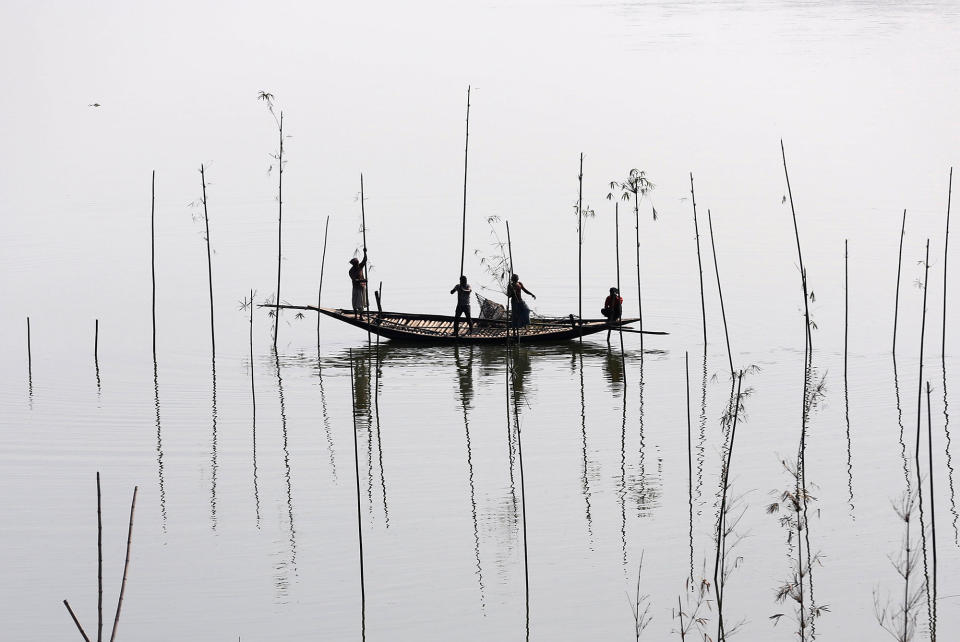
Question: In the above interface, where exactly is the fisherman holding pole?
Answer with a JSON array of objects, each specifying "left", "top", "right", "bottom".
[{"left": 349, "top": 248, "right": 368, "bottom": 315}]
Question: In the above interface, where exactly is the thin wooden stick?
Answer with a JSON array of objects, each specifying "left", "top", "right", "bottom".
[
  {"left": 317, "top": 215, "right": 330, "bottom": 344},
  {"left": 577, "top": 152, "right": 584, "bottom": 342},
  {"left": 360, "top": 174, "right": 371, "bottom": 344},
  {"left": 943, "top": 167, "right": 953, "bottom": 363},
  {"left": 634, "top": 184, "right": 644, "bottom": 352},
  {"left": 150, "top": 171, "right": 156, "bottom": 359},
  {"left": 894, "top": 209, "right": 907, "bottom": 354},
  {"left": 109, "top": 486, "right": 138, "bottom": 642},
  {"left": 348, "top": 349, "right": 366, "bottom": 637},
  {"left": 27, "top": 316, "right": 32, "bottom": 387},
  {"left": 63, "top": 600, "right": 91, "bottom": 642},
  {"left": 844, "top": 239, "right": 849, "bottom": 386},
  {"left": 506, "top": 221, "right": 517, "bottom": 344},
  {"left": 915, "top": 239, "right": 932, "bottom": 635},
  {"left": 274, "top": 112, "right": 284, "bottom": 349},
  {"left": 97, "top": 472, "right": 103, "bottom": 642},
  {"left": 690, "top": 173, "right": 707, "bottom": 348},
  {"left": 926, "top": 380, "right": 938, "bottom": 638},
  {"left": 707, "top": 210, "right": 734, "bottom": 378},
  {"left": 459, "top": 86, "right": 471, "bottom": 278},
  {"left": 616, "top": 202, "right": 626, "bottom": 365},
  {"left": 94, "top": 319, "right": 101, "bottom": 391},
  {"left": 200, "top": 165, "right": 216, "bottom": 361}
]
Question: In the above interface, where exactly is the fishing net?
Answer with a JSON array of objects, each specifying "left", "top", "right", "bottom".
[{"left": 476, "top": 293, "right": 507, "bottom": 320}]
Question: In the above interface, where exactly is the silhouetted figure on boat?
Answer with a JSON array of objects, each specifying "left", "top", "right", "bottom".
[
  {"left": 508, "top": 274, "right": 536, "bottom": 327},
  {"left": 349, "top": 248, "right": 368, "bottom": 314},
  {"left": 450, "top": 275, "right": 474, "bottom": 336},
  {"left": 601, "top": 287, "right": 623, "bottom": 322}
]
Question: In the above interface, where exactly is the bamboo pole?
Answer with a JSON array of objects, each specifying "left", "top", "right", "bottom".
[
  {"left": 348, "top": 349, "right": 366, "bottom": 637},
  {"left": 317, "top": 215, "right": 330, "bottom": 343},
  {"left": 360, "top": 174, "right": 371, "bottom": 344},
  {"left": 109, "top": 486, "right": 138, "bottom": 642},
  {"left": 634, "top": 187, "right": 644, "bottom": 352},
  {"left": 200, "top": 165, "right": 216, "bottom": 361},
  {"left": 844, "top": 240, "right": 849, "bottom": 385},
  {"left": 274, "top": 112, "right": 284, "bottom": 349},
  {"left": 63, "top": 600, "right": 91, "bottom": 642},
  {"left": 616, "top": 202, "right": 626, "bottom": 364},
  {"left": 506, "top": 221, "right": 516, "bottom": 344},
  {"left": 577, "top": 152, "right": 583, "bottom": 342},
  {"left": 915, "top": 239, "right": 932, "bottom": 636},
  {"left": 894, "top": 209, "right": 907, "bottom": 354},
  {"left": 943, "top": 167, "right": 953, "bottom": 363},
  {"left": 707, "top": 210, "right": 734, "bottom": 378},
  {"left": 150, "top": 171, "right": 156, "bottom": 359},
  {"left": 97, "top": 472, "right": 103, "bottom": 642},
  {"left": 27, "top": 316, "right": 32, "bottom": 392},
  {"left": 460, "top": 86, "right": 471, "bottom": 278},
  {"left": 94, "top": 319, "right": 101, "bottom": 391},
  {"left": 690, "top": 173, "right": 707, "bottom": 348}
]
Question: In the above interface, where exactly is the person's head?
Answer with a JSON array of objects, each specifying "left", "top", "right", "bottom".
[
  {"left": 349, "top": 258, "right": 359, "bottom": 266},
  {"left": 460, "top": 275, "right": 467, "bottom": 285},
  {"left": 610, "top": 287, "right": 618, "bottom": 294},
  {"left": 511, "top": 273, "right": 519, "bottom": 283}
]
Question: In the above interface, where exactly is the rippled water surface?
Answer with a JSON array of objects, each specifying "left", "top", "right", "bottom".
[{"left": 2, "top": 0, "right": 959, "bottom": 640}]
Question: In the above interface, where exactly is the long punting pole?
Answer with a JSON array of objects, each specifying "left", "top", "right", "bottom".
[
  {"left": 360, "top": 174, "right": 371, "bottom": 344},
  {"left": 97, "top": 472, "right": 103, "bottom": 642},
  {"left": 943, "top": 167, "right": 953, "bottom": 363},
  {"left": 616, "top": 201, "right": 625, "bottom": 358},
  {"left": 200, "top": 165, "right": 216, "bottom": 360},
  {"left": 317, "top": 215, "right": 330, "bottom": 343},
  {"left": 634, "top": 183, "right": 644, "bottom": 352},
  {"left": 690, "top": 173, "right": 707, "bottom": 348},
  {"left": 459, "top": 86, "right": 471, "bottom": 278},
  {"left": 274, "top": 112, "right": 284, "bottom": 350},
  {"left": 894, "top": 209, "right": 906, "bottom": 354},
  {"left": 577, "top": 152, "right": 584, "bottom": 342},
  {"left": 506, "top": 221, "right": 516, "bottom": 343}
]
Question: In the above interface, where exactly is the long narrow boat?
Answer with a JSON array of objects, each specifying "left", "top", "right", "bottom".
[{"left": 265, "top": 304, "right": 664, "bottom": 344}]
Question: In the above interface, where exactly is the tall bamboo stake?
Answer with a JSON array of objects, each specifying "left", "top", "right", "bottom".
[
  {"left": 317, "top": 215, "right": 330, "bottom": 343},
  {"left": 690, "top": 173, "right": 707, "bottom": 348},
  {"left": 97, "top": 472, "right": 103, "bottom": 642},
  {"left": 109, "top": 486, "right": 138, "bottom": 642},
  {"left": 915, "top": 239, "right": 932, "bottom": 636},
  {"left": 616, "top": 202, "right": 626, "bottom": 363},
  {"left": 360, "top": 174, "right": 371, "bottom": 343},
  {"left": 274, "top": 112, "right": 284, "bottom": 349},
  {"left": 943, "top": 167, "right": 953, "bottom": 363},
  {"left": 150, "top": 171, "right": 156, "bottom": 358},
  {"left": 459, "top": 86, "right": 471, "bottom": 278},
  {"left": 200, "top": 165, "right": 216, "bottom": 360},
  {"left": 94, "top": 319, "right": 100, "bottom": 381},
  {"left": 577, "top": 152, "right": 584, "bottom": 342},
  {"left": 894, "top": 209, "right": 907, "bottom": 354},
  {"left": 926, "top": 380, "right": 938, "bottom": 639},
  {"left": 634, "top": 187, "right": 644, "bottom": 352},
  {"left": 707, "top": 210, "right": 734, "bottom": 378},
  {"left": 27, "top": 316, "right": 32, "bottom": 389},
  {"left": 63, "top": 600, "right": 90, "bottom": 642},
  {"left": 348, "top": 349, "right": 366, "bottom": 638},
  {"left": 506, "top": 221, "right": 516, "bottom": 344}
]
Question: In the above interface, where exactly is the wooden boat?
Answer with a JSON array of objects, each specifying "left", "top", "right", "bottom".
[{"left": 267, "top": 304, "right": 664, "bottom": 344}]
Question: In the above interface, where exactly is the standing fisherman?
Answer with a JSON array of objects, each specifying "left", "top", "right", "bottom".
[
  {"left": 508, "top": 273, "right": 536, "bottom": 327},
  {"left": 450, "top": 275, "right": 474, "bottom": 336},
  {"left": 349, "top": 248, "right": 368, "bottom": 315}
]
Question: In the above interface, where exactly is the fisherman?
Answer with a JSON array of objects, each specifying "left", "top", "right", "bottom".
[
  {"left": 349, "top": 248, "right": 368, "bottom": 315},
  {"left": 450, "top": 275, "right": 474, "bottom": 336},
  {"left": 508, "top": 273, "right": 536, "bottom": 327},
  {"left": 601, "top": 287, "right": 623, "bottom": 322}
]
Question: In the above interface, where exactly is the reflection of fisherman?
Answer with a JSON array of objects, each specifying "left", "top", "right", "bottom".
[
  {"left": 508, "top": 274, "right": 536, "bottom": 327},
  {"left": 450, "top": 275, "right": 474, "bottom": 336},
  {"left": 349, "top": 248, "right": 368, "bottom": 314},
  {"left": 601, "top": 287, "right": 623, "bottom": 322}
]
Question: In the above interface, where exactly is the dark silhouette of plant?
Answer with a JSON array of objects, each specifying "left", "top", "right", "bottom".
[{"left": 874, "top": 492, "right": 924, "bottom": 642}]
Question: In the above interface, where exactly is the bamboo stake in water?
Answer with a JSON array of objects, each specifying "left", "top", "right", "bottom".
[
  {"left": 274, "top": 112, "right": 284, "bottom": 349},
  {"left": 348, "top": 349, "right": 366, "bottom": 638},
  {"left": 690, "top": 173, "right": 707, "bottom": 348},
  {"left": 94, "top": 319, "right": 101, "bottom": 390},
  {"left": 577, "top": 152, "right": 584, "bottom": 342},
  {"left": 150, "top": 171, "right": 156, "bottom": 358},
  {"left": 97, "top": 472, "right": 103, "bottom": 642},
  {"left": 459, "top": 85, "right": 471, "bottom": 278},
  {"left": 109, "top": 486, "right": 138, "bottom": 642},
  {"left": 707, "top": 210, "right": 734, "bottom": 378},
  {"left": 893, "top": 209, "right": 907, "bottom": 355},
  {"left": 317, "top": 215, "right": 330, "bottom": 344},
  {"left": 360, "top": 174, "right": 371, "bottom": 343},
  {"left": 616, "top": 202, "right": 626, "bottom": 364},
  {"left": 915, "top": 239, "right": 932, "bottom": 636},
  {"left": 943, "top": 167, "right": 953, "bottom": 363},
  {"left": 925, "top": 380, "right": 938, "bottom": 639},
  {"left": 63, "top": 600, "right": 90, "bottom": 642},
  {"left": 200, "top": 165, "right": 216, "bottom": 360},
  {"left": 27, "top": 316, "right": 32, "bottom": 395},
  {"left": 506, "top": 221, "right": 516, "bottom": 344}
]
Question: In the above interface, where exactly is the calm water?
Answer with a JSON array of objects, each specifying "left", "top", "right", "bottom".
[{"left": 2, "top": 0, "right": 959, "bottom": 640}]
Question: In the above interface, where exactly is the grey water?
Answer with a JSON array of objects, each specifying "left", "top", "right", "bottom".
[{"left": 1, "top": 0, "right": 959, "bottom": 640}]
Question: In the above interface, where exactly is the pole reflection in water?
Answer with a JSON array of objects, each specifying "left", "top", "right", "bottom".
[
  {"left": 455, "top": 345, "right": 485, "bottom": 609},
  {"left": 695, "top": 348, "right": 708, "bottom": 513},
  {"left": 348, "top": 349, "right": 366, "bottom": 641},
  {"left": 274, "top": 351, "right": 298, "bottom": 593},
  {"left": 943, "top": 362, "right": 958, "bottom": 545},
  {"left": 210, "top": 356, "right": 218, "bottom": 531},
  {"left": 373, "top": 343, "right": 390, "bottom": 527},
  {"left": 619, "top": 354, "right": 628, "bottom": 571},
  {"left": 507, "top": 346, "right": 530, "bottom": 642},
  {"left": 317, "top": 353, "right": 337, "bottom": 483},
  {"left": 577, "top": 348, "right": 593, "bottom": 542},
  {"left": 153, "top": 359, "right": 167, "bottom": 531},
  {"left": 893, "top": 354, "right": 911, "bottom": 495},
  {"left": 249, "top": 293, "right": 260, "bottom": 528}
]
